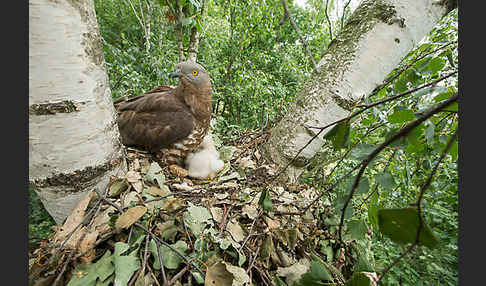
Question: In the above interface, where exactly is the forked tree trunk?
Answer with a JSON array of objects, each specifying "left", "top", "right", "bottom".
[
  {"left": 29, "top": 0, "right": 126, "bottom": 224},
  {"left": 263, "top": 0, "right": 456, "bottom": 183}
]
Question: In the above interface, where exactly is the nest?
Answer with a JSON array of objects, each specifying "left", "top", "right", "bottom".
[{"left": 29, "top": 130, "right": 369, "bottom": 286}]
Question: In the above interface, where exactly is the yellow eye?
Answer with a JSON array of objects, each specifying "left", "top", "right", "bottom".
[{"left": 192, "top": 70, "right": 199, "bottom": 76}]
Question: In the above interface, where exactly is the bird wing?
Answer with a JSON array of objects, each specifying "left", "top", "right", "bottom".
[{"left": 117, "top": 91, "right": 194, "bottom": 152}]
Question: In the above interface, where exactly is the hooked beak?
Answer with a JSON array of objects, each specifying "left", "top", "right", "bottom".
[{"left": 170, "top": 69, "right": 181, "bottom": 78}]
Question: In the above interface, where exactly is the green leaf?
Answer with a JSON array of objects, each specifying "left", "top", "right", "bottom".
[
  {"left": 344, "top": 272, "right": 373, "bottom": 286},
  {"left": 387, "top": 109, "right": 414, "bottom": 124},
  {"left": 67, "top": 263, "right": 98, "bottom": 286},
  {"left": 347, "top": 219, "right": 367, "bottom": 241},
  {"left": 296, "top": 254, "right": 333, "bottom": 285},
  {"left": 344, "top": 176, "right": 370, "bottom": 196},
  {"left": 67, "top": 251, "right": 115, "bottom": 286},
  {"left": 183, "top": 202, "right": 213, "bottom": 235},
  {"left": 258, "top": 189, "right": 273, "bottom": 212},
  {"left": 113, "top": 243, "right": 140, "bottom": 286},
  {"left": 308, "top": 259, "right": 332, "bottom": 281},
  {"left": 324, "top": 121, "right": 350, "bottom": 150},
  {"left": 367, "top": 192, "right": 379, "bottom": 228},
  {"left": 425, "top": 57, "right": 446, "bottom": 74},
  {"left": 375, "top": 173, "right": 395, "bottom": 191},
  {"left": 377, "top": 208, "right": 440, "bottom": 249},
  {"left": 149, "top": 239, "right": 189, "bottom": 270},
  {"left": 425, "top": 123, "right": 435, "bottom": 144},
  {"left": 349, "top": 144, "right": 376, "bottom": 161},
  {"left": 433, "top": 91, "right": 454, "bottom": 103}
]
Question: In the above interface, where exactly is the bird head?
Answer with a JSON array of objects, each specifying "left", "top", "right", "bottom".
[{"left": 171, "top": 61, "right": 211, "bottom": 89}]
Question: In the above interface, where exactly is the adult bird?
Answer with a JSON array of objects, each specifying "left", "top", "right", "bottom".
[{"left": 115, "top": 61, "right": 212, "bottom": 167}]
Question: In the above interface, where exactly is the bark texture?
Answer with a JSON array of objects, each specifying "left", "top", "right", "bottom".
[
  {"left": 263, "top": 0, "right": 455, "bottom": 182},
  {"left": 29, "top": 0, "right": 126, "bottom": 224}
]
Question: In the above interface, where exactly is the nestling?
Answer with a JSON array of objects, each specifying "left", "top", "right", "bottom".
[{"left": 185, "top": 134, "right": 224, "bottom": 179}]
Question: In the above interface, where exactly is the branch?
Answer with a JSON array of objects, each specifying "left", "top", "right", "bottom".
[
  {"left": 281, "top": 0, "right": 320, "bottom": 73},
  {"left": 337, "top": 94, "right": 458, "bottom": 244}
]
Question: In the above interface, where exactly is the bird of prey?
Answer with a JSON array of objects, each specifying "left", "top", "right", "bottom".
[{"left": 115, "top": 61, "right": 212, "bottom": 166}]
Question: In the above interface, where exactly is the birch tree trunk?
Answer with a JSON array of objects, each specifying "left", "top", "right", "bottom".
[
  {"left": 263, "top": 0, "right": 457, "bottom": 183},
  {"left": 29, "top": 0, "right": 126, "bottom": 224}
]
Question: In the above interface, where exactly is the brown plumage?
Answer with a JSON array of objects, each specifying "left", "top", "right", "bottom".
[{"left": 115, "top": 61, "right": 212, "bottom": 165}]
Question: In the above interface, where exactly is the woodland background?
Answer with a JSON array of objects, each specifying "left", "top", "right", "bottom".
[{"left": 29, "top": 0, "right": 458, "bottom": 285}]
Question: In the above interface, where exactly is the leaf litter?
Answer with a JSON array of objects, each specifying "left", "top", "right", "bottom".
[{"left": 29, "top": 130, "right": 375, "bottom": 285}]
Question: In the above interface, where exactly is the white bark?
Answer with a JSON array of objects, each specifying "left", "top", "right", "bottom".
[
  {"left": 263, "top": 0, "right": 455, "bottom": 182},
  {"left": 29, "top": 0, "right": 126, "bottom": 224}
]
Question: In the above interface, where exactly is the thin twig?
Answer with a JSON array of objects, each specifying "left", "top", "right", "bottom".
[
  {"left": 324, "top": 0, "right": 333, "bottom": 40},
  {"left": 281, "top": 0, "right": 320, "bottom": 73},
  {"left": 152, "top": 232, "right": 168, "bottom": 286}
]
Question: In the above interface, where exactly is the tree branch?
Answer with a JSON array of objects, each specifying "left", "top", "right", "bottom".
[{"left": 281, "top": 0, "right": 320, "bottom": 73}]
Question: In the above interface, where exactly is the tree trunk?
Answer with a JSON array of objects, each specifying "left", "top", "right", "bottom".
[
  {"left": 262, "top": 0, "right": 456, "bottom": 183},
  {"left": 29, "top": 0, "right": 126, "bottom": 224},
  {"left": 187, "top": 0, "right": 208, "bottom": 62}
]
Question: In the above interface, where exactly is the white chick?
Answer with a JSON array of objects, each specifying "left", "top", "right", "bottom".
[{"left": 185, "top": 134, "right": 224, "bottom": 179}]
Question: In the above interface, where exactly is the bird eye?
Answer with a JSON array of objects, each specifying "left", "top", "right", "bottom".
[{"left": 192, "top": 70, "right": 199, "bottom": 76}]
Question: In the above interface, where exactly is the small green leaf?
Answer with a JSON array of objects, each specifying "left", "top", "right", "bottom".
[
  {"left": 387, "top": 109, "right": 414, "bottom": 124},
  {"left": 344, "top": 272, "right": 373, "bottom": 286},
  {"left": 425, "top": 57, "right": 446, "bottom": 74},
  {"left": 349, "top": 144, "right": 376, "bottom": 161},
  {"left": 258, "top": 189, "right": 273, "bottom": 212},
  {"left": 377, "top": 208, "right": 440, "bottom": 249},
  {"left": 425, "top": 123, "right": 435, "bottom": 144},
  {"left": 375, "top": 173, "right": 395, "bottom": 191},
  {"left": 433, "top": 91, "right": 454, "bottom": 103},
  {"left": 113, "top": 243, "right": 140, "bottom": 286},
  {"left": 347, "top": 219, "right": 367, "bottom": 241},
  {"left": 324, "top": 121, "right": 350, "bottom": 150}
]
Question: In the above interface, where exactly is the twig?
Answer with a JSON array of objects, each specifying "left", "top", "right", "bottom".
[
  {"left": 152, "top": 232, "right": 168, "bottom": 286},
  {"left": 239, "top": 210, "right": 263, "bottom": 252},
  {"left": 341, "top": 0, "right": 352, "bottom": 29},
  {"left": 168, "top": 265, "right": 189, "bottom": 285},
  {"left": 337, "top": 94, "right": 458, "bottom": 244},
  {"left": 324, "top": 0, "right": 333, "bottom": 40},
  {"left": 281, "top": 0, "right": 320, "bottom": 73}
]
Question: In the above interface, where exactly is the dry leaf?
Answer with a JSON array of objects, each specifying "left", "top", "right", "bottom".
[
  {"left": 264, "top": 217, "right": 281, "bottom": 230},
  {"left": 147, "top": 186, "right": 170, "bottom": 197},
  {"left": 226, "top": 220, "right": 246, "bottom": 242},
  {"left": 210, "top": 207, "right": 224, "bottom": 224},
  {"left": 169, "top": 165, "right": 189, "bottom": 177},
  {"left": 79, "top": 229, "right": 99, "bottom": 263},
  {"left": 125, "top": 171, "right": 142, "bottom": 182},
  {"left": 172, "top": 183, "right": 194, "bottom": 192},
  {"left": 115, "top": 206, "right": 147, "bottom": 230},
  {"left": 53, "top": 191, "right": 94, "bottom": 243}
]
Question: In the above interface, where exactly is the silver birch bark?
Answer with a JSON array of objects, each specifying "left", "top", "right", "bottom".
[
  {"left": 29, "top": 0, "right": 126, "bottom": 224},
  {"left": 263, "top": 0, "right": 456, "bottom": 182}
]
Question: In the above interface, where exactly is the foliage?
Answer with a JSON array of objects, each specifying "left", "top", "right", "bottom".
[
  {"left": 302, "top": 8, "right": 458, "bottom": 285},
  {"left": 28, "top": 188, "right": 55, "bottom": 251}
]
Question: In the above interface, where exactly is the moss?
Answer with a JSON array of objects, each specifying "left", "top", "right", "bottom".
[
  {"left": 66, "top": 0, "right": 106, "bottom": 67},
  {"left": 29, "top": 100, "right": 79, "bottom": 115}
]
